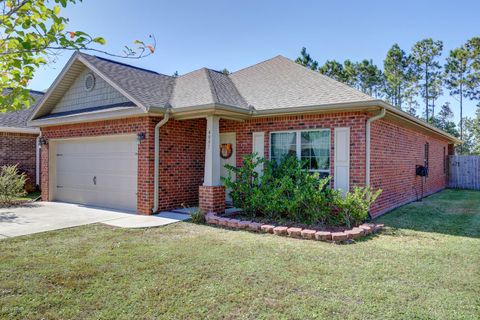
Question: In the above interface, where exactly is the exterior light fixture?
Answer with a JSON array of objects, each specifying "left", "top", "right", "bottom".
[
  {"left": 39, "top": 137, "right": 48, "bottom": 145},
  {"left": 137, "top": 132, "right": 146, "bottom": 143}
]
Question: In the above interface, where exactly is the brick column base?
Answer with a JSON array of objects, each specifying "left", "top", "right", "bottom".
[{"left": 199, "top": 186, "right": 225, "bottom": 214}]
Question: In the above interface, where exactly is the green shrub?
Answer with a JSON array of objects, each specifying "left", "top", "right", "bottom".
[
  {"left": 222, "top": 153, "right": 382, "bottom": 227},
  {"left": 334, "top": 187, "right": 382, "bottom": 228},
  {"left": 0, "top": 165, "right": 27, "bottom": 206},
  {"left": 190, "top": 209, "right": 206, "bottom": 224}
]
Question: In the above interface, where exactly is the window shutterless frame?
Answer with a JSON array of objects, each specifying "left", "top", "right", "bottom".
[{"left": 269, "top": 129, "right": 331, "bottom": 174}]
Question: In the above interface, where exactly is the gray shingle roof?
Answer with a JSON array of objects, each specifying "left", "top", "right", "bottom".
[
  {"left": 0, "top": 89, "right": 44, "bottom": 128},
  {"left": 229, "top": 55, "right": 375, "bottom": 110},
  {"left": 79, "top": 53, "right": 374, "bottom": 111},
  {"left": 169, "top": 68, "right": 248, "bottom": 109},
  {"left": 32, "top": 53, "right": 377, "bottom": 122},
  {"left": 79, "top": 53, "right": 175, "bottom": 109}
]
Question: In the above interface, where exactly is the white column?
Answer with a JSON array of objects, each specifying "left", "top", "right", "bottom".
[{"left": 204, "top": 115, "right": 221, "bottom": 186}]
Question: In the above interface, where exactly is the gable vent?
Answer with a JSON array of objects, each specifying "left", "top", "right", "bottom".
[{"left": 84, "top": 73, "right": 96, "bottom": 91}]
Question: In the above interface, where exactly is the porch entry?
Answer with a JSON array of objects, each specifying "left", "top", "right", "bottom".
[{"left": 220, "top": 132, "right": 236, "bottom": 202}]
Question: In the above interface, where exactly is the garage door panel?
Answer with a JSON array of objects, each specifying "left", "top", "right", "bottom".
[{"left": 54, "top": 136, "right": 138, "bottom": 212}]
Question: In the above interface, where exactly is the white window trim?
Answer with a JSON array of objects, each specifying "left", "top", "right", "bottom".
[{"left": 269, "top": 129, "right": 331, "bottom": 173}]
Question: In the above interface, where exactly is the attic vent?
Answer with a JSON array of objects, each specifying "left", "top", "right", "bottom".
[{"left": 84, "top": 73, "right": 96, "bottom": 91}]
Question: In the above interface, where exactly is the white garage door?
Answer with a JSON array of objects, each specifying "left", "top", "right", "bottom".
[{"left": 53, "top": 135, "right": 138, "bottom": 211}]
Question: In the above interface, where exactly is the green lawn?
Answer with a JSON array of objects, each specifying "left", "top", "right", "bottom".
[
  {"left": 1, "top": 189, "right": 479, "bottom": 319},
  {"left": 14, "top": 191, "right": 41, "bottom": 202}
]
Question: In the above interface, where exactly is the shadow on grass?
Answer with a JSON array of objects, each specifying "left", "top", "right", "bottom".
[{"left": 374, "top": 189, "right": 480, "bottom": 239}]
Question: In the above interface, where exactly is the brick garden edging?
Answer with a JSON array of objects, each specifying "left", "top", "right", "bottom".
[{"left": 205, "top": 213, "right": 384, "bottom": 243}]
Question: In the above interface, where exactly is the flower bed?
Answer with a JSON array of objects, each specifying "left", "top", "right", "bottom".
[{"left": 205, "top": 212, "right": 384, "bottom": 243}]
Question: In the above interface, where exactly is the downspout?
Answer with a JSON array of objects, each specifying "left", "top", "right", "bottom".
[
  {"left": 35, "top": 133, "right": 41, "bottom": 188},
  {"left": 365, "top": 107, "right": 386, "bottom": 187},
  {"left": 152, "top": 108, "right": 172, "bottom": 213}
]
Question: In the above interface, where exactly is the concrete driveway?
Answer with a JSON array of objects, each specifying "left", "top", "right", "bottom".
[{"left": 0, "top": 202, "right": 190, "bottom": 239}]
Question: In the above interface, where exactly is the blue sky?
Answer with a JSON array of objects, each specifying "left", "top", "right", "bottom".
[{"left": 30, "top": 0, "right": 480, "bottom": 120}]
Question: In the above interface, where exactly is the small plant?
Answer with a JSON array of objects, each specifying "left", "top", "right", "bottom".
[
  {"left": 190, "top": 209, "right": 206, "bottom": 224},
  {"left": 334, "top": 187, "right": 382, "bottom": 228},
  {"left": 0, "top": 165, "right": 27, "bottom": 206}
]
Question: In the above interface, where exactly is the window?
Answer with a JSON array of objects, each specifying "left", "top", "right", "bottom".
[{"left": 270, "top": 130, "right": 330, "bottom": 176}]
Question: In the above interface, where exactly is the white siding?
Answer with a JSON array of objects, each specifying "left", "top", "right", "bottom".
[{"left": 51, "top": 67, "right": 130, "bottom": 114}]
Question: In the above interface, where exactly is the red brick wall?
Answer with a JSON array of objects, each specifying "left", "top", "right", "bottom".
[
  {"left": 199, "top": 185, "right": 225, "bottom": 213},
  {"left": 0, "top": 132, "right": 38, "bottom": 192},
  {"left": 158, "top": 118, "right": 206, "bottom": 210},
  {"left": 40, "top": 116, "right": 205, "bottom": 214},
  {"left": 369, "top": 118, "right": 450, "bottom": 216},
  {"left": 220, "top": 112, "right": 369, "bottom": 190}
]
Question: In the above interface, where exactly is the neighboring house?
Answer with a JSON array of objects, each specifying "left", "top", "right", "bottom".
[
  {"left": 28, "top": 52, "right": 460, "bottom": 216},
  {"left": 1, "top": 89, "right": 44, "bottom": 191}
]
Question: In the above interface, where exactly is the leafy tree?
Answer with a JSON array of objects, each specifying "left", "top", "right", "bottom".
[
  {"left": 1, "top": 0, "right": 155, "bottom": 112},
  {"left": 411, "top": 38, "right": 443, "bottom": 122},
  {"left": 444, "top": 41, "right": 479, "bottom": 146},
  {"left": 221, "top": 68, "right": 230, "bottom": 75},
  {"left": 318, "top": 60, "right": 346, "bottom": 82},
  {"left": 172, "top": 71, "right": 179, "bottom": 77},
  {"left": 383, "top": 44, "right": 413, "bottom": 109},
  {"left": 295, "top": 47, "right": 318, "bottom": 71}
]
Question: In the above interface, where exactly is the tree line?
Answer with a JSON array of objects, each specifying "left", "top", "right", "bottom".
[{"left": 295, "top": 38, "right": 480, "bottom": 154}]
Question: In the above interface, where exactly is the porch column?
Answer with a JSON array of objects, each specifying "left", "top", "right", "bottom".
[{"left": 199, "top": 115, "right": 225, "bottom": 213}]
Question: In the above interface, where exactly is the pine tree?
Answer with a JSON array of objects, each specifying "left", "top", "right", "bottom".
[
  {"left": 411, "top": 39, "right": 443, "bottom": 122},
  {"left": 356, "top": 59, "right": 384, "bottom": 98},
  {"left": 444, "top": 42, "right": 479, "bottom": 147},
  {"left": 383, "top": 44, "right": 413, "bottom": 109},
  {"left": 431, "top": 102, "right": 458, "bottom": 137},
  {"left": 343, "top": 59, "right": 359, "bottom": 89},
  {"left": 295, "top": 47, "right": 318, "bottom": 71},
  {"left": 318, "top": 60, "right": 346, "bottom": 82}
]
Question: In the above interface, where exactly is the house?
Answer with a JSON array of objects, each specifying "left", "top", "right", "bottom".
[
  {"left": 1, "top": 89, "right": 44, "bottom": 191},
  {"left": 28, "top": 52, "right": 460, "bottom": 216}
]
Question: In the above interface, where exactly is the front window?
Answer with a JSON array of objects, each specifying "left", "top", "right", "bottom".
[{"left": 270, "top": 130, "right": 330, "bottom": 176}]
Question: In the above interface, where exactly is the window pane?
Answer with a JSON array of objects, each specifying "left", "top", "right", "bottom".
[
  {"left": 271, "top": 132, "right": 296, "bottom": 164},
  {"left": 301, "top": 130, "right": 330, "bottom": 170}
]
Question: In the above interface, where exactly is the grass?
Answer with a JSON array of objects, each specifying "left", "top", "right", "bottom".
[
  {"left": 1, "top": 189, "right": 479, "bottom": 319},
  {"left": 13, "top": 191, "right": 41, "bottom": 202}
]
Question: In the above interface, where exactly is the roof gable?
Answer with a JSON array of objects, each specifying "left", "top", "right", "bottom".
[
  {"left": 79, "top": 54, "right": 174, "bottom": 109},
  {"left": 50, "top": 66, "right": 131, "bottom": 115},
  {"left": 169, "top": 68, "right": 248, "bottom": 109}
]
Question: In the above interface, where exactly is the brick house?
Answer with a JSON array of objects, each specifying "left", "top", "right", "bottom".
[
  {"left": 0, "top": 89, "right": 44, "bottom": 192},
  {"left": 28, "top": 52, "right": 460, "bottom": 217}
]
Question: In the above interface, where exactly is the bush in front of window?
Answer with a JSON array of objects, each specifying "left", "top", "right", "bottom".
[{"left": 222, "top": 153, "right": 382, "bottom": 228}]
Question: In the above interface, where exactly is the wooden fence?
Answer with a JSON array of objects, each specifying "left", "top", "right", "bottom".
[{"left": 448, "top": 155, "right": 480, "bottom": 190}]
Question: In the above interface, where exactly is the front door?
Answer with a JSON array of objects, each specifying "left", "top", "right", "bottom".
[{"left": 220, "top": 132, "right": 236, "bottom": 202}]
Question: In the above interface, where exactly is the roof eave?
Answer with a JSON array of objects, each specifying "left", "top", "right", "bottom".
[
  {"left": 0, "top": 126, "right": 39, "bottom": 134},
  {"left": 28, "top": 107, "right": 146, "bottom": 128},
  {"left": 374, "top": 100, "right": 462, "bottom": 145}
]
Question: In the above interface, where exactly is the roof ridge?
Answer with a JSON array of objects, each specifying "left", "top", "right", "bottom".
[
  {"left": 204, "top": 69, "right": 219, "bottom": 104},
  {"left": 79, "top": 52, "right": 171, "bottom": 77}
]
